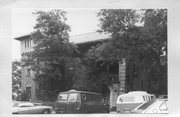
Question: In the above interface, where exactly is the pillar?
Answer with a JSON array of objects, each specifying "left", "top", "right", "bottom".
[{"left": 118, "top": 58, "right": 126, "bottom": 95}]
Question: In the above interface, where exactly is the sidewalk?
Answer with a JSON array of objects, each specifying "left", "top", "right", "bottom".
[{"left": 110, "top": 111, "right": 117, "bottom": 114}]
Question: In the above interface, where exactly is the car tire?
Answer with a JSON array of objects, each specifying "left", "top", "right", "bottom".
[{"left": 42, "top": 109, "right": 50, "bottom": 114}]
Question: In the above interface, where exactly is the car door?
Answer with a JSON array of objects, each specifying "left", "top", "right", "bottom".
[
  {"left": 18, "top": 103, "right": 34, "bottom": 114},
  {"left": 67, "top": 93, "right": 79, "bottom": 113},
  {"left": 27, "top": 105, "right": 43, "bottom": 114},
  {"left": 56, "top": 93, "right": 68, "bottom": 113}
]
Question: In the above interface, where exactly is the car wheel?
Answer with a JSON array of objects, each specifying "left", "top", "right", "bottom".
[{"left": 42, "top": 109, "right": 50, "bottom": 114}]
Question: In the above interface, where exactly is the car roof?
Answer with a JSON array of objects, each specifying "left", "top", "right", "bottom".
[
  {"left": 59, "top": 89, "right": 102, "bottom": 95},
  {"left": 118, "top": 92, "right": 151, "bottom": 98}
]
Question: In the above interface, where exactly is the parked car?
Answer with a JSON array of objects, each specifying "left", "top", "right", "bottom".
[
  {"left": 54, "top": 89, "right": 109, "bottom": 114},
  {"left": 131, "top": 99, "right": 168, "bottom": 114},
  {"left": 116, "top": 91, "right": 156, "bottom": 113},
  {"left": 12, "top": 101, "right": 53, "bottom": 114}
]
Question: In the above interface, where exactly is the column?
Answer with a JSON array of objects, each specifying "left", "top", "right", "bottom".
[{"left": 119, "top": 58, "right": 126, "bottom": 95}]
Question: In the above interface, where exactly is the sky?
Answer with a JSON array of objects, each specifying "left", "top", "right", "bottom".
[{"left": 12, "top": 8, "right": 100, "bottom": 61}]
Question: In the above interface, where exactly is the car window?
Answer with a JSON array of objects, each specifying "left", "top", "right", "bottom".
[
  {"left": 137, "top": 100, "right": 156, "bottom": 110},
  {"left": 68, "top": 93, "right": 77, "bottom": 102},
  {"left": 143, "top": 96, "right": 146, "bottom": 101},
  {"left": 58, "top": 93, "right": 68, "bottom": 101},
  {"left": 19, "top": 103, "right": 34, "bottom": 107},
  {"left": 119, "top": 98, "right": 123, "bottom": 102},
  {"left": 120, "top": 97, "right": 134, "bottom": 102},
  {"left": 159, "top": 101, "right": 168, "bottom": 111}
]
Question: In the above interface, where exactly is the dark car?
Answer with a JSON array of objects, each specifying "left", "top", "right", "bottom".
[{"left": 54, "top": 89, "right": 109, "bottom": 114}]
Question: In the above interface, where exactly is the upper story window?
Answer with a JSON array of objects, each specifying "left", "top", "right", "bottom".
[
  {"left": 24, "top": 39, "right": 32, "bottom": 48},
  {"left": 27, "top": 69, "right": 31, "bottom": 77}
]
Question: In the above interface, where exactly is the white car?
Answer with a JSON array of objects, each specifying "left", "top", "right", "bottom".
[
  {"left": 12, "top": 101, "right": 53, "bottom": 114},
  {"left": 131, "top": 99, "right": 168, "bottom": 114}
]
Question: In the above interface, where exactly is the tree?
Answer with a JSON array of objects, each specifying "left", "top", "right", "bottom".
[
  {"left": 25, "top": 9, "right": 78, "bottom": 101},
  {"left": 140, "top": 9, "right": 167, "bottom": 94},
  {"left": 12, "top": 61, "right": 22, "bottom": 100},
  {"left": 97, "top": 9, "right": 143, "bottom": 62},
  {"left": 84, "top": 9, "right": 141, "bottom": 90},
  {"left": 86, "top": 9, "right": 167, "bottom": 94}
]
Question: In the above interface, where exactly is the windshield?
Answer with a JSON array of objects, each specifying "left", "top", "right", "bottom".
[
  {"left": 58, "top": 93, "right": 68, "bottom": 101},
  {"left": 137, "top": 100, "right": 156, "bottom": 110},
  {"left": 68, "top": 93, "right": 77, "bottom": 102},
  {"left": 119, "top": 97, "right": 134, "bottom": 102}
]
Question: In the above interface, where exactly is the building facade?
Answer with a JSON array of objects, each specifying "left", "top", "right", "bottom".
[
  {"left": 15, "top": 35, "right": 37, "bottom": 101},
  {"left": 15, "top": 32, "right": 126, "bottom": 107}
]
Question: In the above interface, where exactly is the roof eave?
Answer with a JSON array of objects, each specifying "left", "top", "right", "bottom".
[{"left": 14, "top": 34, "right": 31, "bottom": 41}]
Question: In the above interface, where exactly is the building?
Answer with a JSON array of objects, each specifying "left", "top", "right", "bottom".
[
  {"left": 15, "top": 34, "right": 37, "bottom": 101},
  {"left": 15, "top": 32, "right": 127, "bottom": 107}
]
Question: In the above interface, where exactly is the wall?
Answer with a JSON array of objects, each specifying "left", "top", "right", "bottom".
[
  {"left": 21, "top": 65, "right": 37, "bottom": 101},
  {"left": 20, "top": 37, "right": 37, "bottom": 101}
]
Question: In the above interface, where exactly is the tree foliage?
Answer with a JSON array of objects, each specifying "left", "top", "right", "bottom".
[
  {"left": 86, "top": 9, "right": 167, "bottom": 94},
  {"left": 96, "top": 9, "right": 143, "bottom": 62},
  {"left": 25, "top": 9, "right": 78, "bottom": 101},
  {"left": 12, "top": 61, "right": 22, "bottom": 100}
]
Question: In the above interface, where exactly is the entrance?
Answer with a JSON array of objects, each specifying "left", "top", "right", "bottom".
[
  {"left": 26, "top": 86, "right": 31, "bottom": 101},
  {"left": 102, "top": 83, "right": 110, "bottom": 105}
]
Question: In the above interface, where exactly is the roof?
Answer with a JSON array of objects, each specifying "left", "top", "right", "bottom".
[
  {"left": 14, "top": 32, "right": 111, "bottom": 44},
  {"left": 14, "top": 34, "right": 31, "bottom": 41},
  {"left": 70, "top": 32, "right": 111, "bottom": 43}
]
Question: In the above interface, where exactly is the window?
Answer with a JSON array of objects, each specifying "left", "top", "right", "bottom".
[
  {"left": 119, "top": 98, "right": 123, "bottom": 102},
  {"left": 28, "top": 40, "right": 29, "bottom": 47},
  {"left": 26, "top": 87, "right": 31, "bottom": 100},
  {"left": 30, "top": 39, "right": 32, "bottom": 47},
  {"left": 58, "top": 93, "right": 68, "bottom": 101},
  {"left": 148, "top": 96, "right": 151, "bottom": 100},
  {"left": 159, "top": 101, "right": 168, "bottom": 111},
  {"left": 25, "top": 40, "right": 26, "bottom": 48},
  {"left": 24, "top": 39, "right": 32, "bottom": 48},
  {"left": 137, "top": 100, "right": 156, "bottom": 110},
  {"left": 121, "top": 97, "right": 134, "bottom": 102},
  {"left": 68, "top": 93, "right": 77, "bottom": 102},
  {"left": 27, "top": 69, "right": 31, "bottom": 77},
  {"left": 143, "top": 96, "right": 146, "bottom": 101},
  {"left": 19, "top": 103, "right": 34, "bottom": 107}
]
